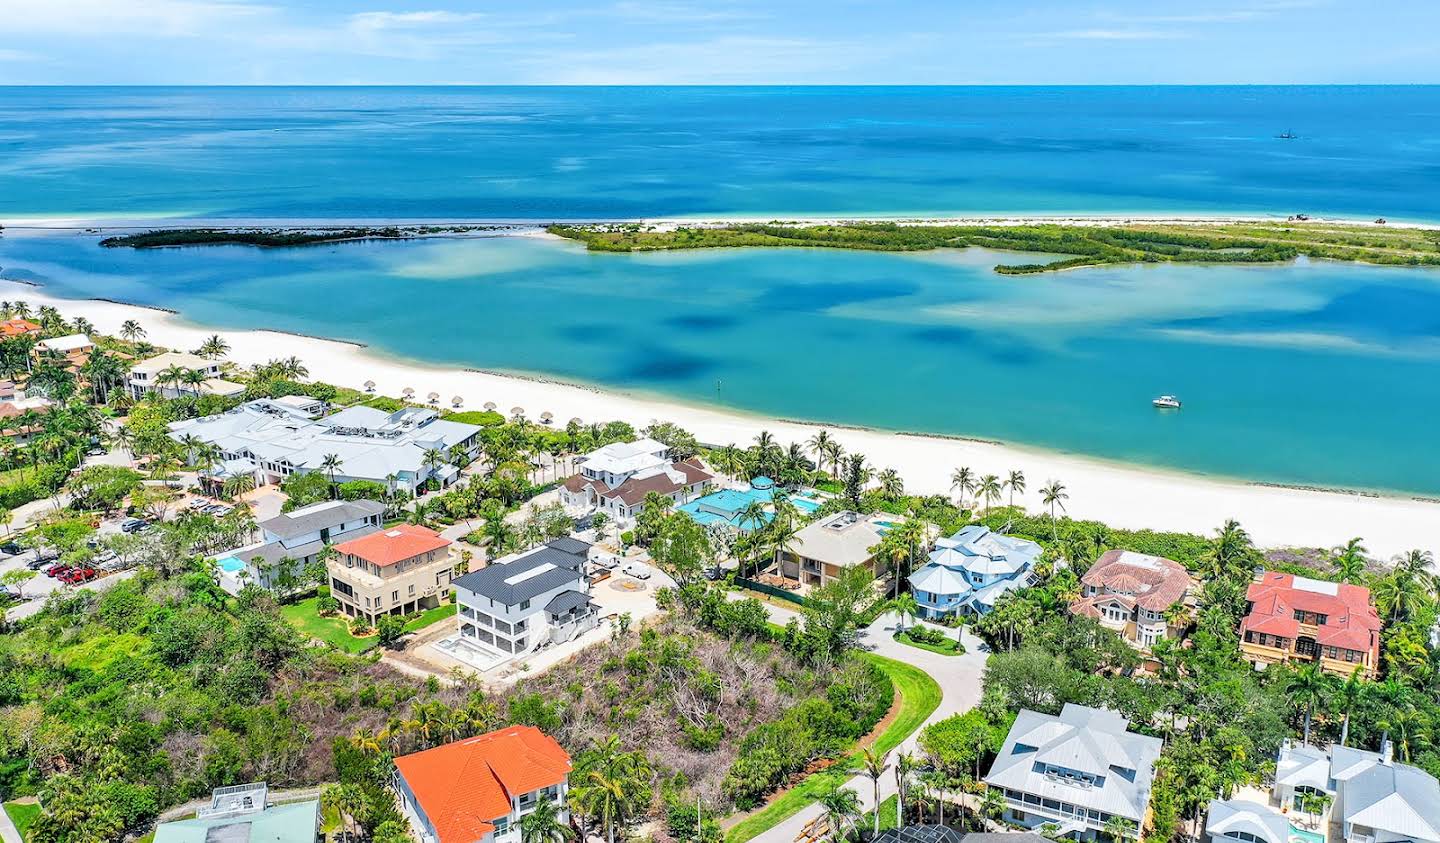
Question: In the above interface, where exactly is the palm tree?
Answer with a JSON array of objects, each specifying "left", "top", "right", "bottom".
[
  {"left": 1335, "top": 665, "right": 1369, "bottom": 746},
  {"left": 980, "top": 787, "right": 1006, "bottom": 828},
  {"left": 808, "top": 429, "right": 834, "bottom": 475},
  {"left": 1206, "top": 519, "right": 1254, "bottom": 579},
  {"left": 321, "top": 783, "right": 366, "bottom": 842},
  {"left": 950, "top": 466, "right": 976, "bottom": 509},
  {"left": 1005, "top": 469, "right": 1026, "bottom": 510},
  {"left": 574, "top": 736, "right": 651, "bottom": 843},
  {"left": 521, "top": 796, "right": 575, "bottom": 843},
  {"left": 818, "top": 783, "right": 860, "bottom": 843},
  {"left": 1104, "top": 816, "right": 1137, "bottom": 843},
  {"left": 198, "top": 334, "right": 230, "bottom": 359},
  {"left": 320, "top": 453, "right": 343, "bottom": 494},
  {"left": 224, "top": 473, "right": 257, "bottom": 501},
  {"left": 861, "top": 748, "right": 889, "bottom": 837},
  {"left": 181, "top": 366, "right": 208, "bottom": 396},
  {"left": 977, "top": 474, "right": 1003, "bottom": 511},
  {"left": 822, "top": 439, "right": 844, "bottom": 479},
  {"left": 892, "top": 592, "right": 919, "bottom": 632},
  {"left": 1332, "top": 538, "right": 1368, "bottom": 583},
  {"left": 894, "top": 751, "right": 917, "bottom": 828},
  {"left": 1285, "top": 662, "right": 1332, "bottom": 745},
  {"left": 878, "top": 467, "right": 904, "bottom": 500},
  {"left": 119, "top": 319, "right": 145, "bottom": 343},
  {"left": 1039, "top": 480, "right": 1068, "bottom": 540}
]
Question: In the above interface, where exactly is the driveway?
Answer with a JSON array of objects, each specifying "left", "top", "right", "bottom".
[
  {"left": 745, "top": 611, "right": 989, "bottom": 843},
  {"left": 4, "top": 568, "right": 139, "bottom": 622}
]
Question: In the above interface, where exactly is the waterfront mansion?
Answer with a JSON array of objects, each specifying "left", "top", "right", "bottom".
[{"left": 559, "top": 437, "right": 711, "bottom": 526}]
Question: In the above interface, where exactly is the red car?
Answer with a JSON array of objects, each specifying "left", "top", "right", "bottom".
[
  {"left": 60, "top": 568, "right": 98, "bottom": 585},
  {"left": 44, "top": 563, "right": 72, "bottom": 578}
]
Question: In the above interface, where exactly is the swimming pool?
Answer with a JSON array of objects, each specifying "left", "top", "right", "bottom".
[
  {"left": 1289, "top": 826, "right": 1325, "bottom": 843},
  {"left": 215, "top": 556, "right": 245, "bottom": 574}
]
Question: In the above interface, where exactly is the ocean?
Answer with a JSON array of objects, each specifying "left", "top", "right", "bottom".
[{"left": 1, "top": 86, "right": 1439, "bottom": 495}]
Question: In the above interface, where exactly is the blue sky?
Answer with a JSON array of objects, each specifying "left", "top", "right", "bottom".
[{"left": 1, "top": 0, "right": 1437, "bottom": 85}]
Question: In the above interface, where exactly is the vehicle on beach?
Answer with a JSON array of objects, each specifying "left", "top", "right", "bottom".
[{"left": 1153, "top": 395, "right": 1182, "bottom": 409}]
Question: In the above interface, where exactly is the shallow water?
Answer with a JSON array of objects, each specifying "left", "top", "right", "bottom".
[{"left": 4, "top": 232, "right": 1439, "bottom": 496}]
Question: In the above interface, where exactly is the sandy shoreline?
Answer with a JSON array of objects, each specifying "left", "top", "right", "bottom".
[{"left": 2, "top": 281, "right": 1435, "bottom": 558}]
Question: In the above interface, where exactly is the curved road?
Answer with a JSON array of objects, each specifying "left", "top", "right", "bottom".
[{"left": 745, "top": 607, "right": 989, "bottom": 843}]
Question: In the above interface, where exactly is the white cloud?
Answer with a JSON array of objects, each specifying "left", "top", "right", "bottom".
[
  {"left": 520, "top": 35, "right": 881, "bottom": 84},
  {"left": 348, "top": 10, "right": 487, "bottom": 32},
  {"left": 0, "top": 0, "right": 272, "bottom": 36},
  {"left": 1035, "top": 28, "right": 1187, "bottom": 41}
]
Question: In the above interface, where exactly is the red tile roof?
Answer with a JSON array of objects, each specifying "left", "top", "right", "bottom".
[
  {"left": 1069, "top": 550, "right": 1191, "bottom": 617},
  {"left": 395, "top": 726, "right": 571, "bottom": 843},
  {"left": 1241, "top": 571, "right": 1381, "bottom": 656},
  {"left": 0, "top": 319, "right": 41, "bottom": 338},
  {"left": 335, "top": 523, "right": 450, "bottom": 567}
]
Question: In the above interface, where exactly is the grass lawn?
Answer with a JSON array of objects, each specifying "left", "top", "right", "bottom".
[
  {"left": 5, "top": 801, "right": 41, "bottom": 841},
  {"left": 404, "top": 602, "right": 456, "bottom": 633},
  {"left": 858, "top": 795, "right": 899, "bottom": 837},
  {"left": 893, "top": 629, "right": 965, "bottom": 657},
  {"left": 725, "top": 653, "right": 941, "bottom": 843},
  {"left": 280, "top": 597, "right": 376, "bottom": 654}
]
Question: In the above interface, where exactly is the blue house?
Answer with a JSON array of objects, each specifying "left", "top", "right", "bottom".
[{"left": 908, "top": 525, "right": 1042, "bottom": 617}]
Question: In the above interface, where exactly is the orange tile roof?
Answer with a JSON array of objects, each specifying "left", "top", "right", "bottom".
[
  {"left": 395, "top": 726, "right": 571, "bottom": 843},
  {"left": 0, "top": 319, "right": 41, "bottom": 338},
  {"left": 1241, "top": 571, "right": 1381, "bottom": 655},
  {"left": 335, "top": 523, "right": 451, "bottom": 567}
]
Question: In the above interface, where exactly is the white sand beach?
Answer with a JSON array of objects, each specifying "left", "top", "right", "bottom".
[{"left": 4, "top": 281, "right": 1435, "bottom": 559}]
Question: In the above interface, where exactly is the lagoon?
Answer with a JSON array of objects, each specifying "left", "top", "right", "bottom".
[{"left": 3, "top": 231, "right": 1439, "bottom": 496}]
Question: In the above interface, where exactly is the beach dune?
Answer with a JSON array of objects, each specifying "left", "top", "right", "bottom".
[{"left": 8, "top": 282, "right": 1436, "bottom": 559}]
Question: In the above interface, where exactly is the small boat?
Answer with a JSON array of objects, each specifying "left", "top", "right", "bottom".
[
  {"left": 1277, "top": 130, "right": 1298, "bottom": 140},
  {"left": 1152, "top": 395, "right": 1182, "bottom": 409}
]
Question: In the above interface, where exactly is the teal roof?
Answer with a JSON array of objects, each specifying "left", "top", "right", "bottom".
[{"left": 154, "top": 801, "right": 320, "bottom": 843}]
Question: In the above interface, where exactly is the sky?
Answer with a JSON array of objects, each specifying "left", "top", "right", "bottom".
[{"left": 0, "top": 0, "right": 1437, "bottom": 85}]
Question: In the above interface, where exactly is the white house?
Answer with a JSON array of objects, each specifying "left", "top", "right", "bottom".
[
  {"left": 985, "top": 703, "right": 1163, "bottom": 840},
  {"left": 1205, "top": 799, "right": 1292, "bottom": 843},
  {"left": 559, "top": 438, "right": 711, "bottom": 526},
  {"left": 213, "top": 499, "right": 385, "bottom": 593},
  {"left": 169, "top": 400, "right": 482, "bottom": 494},
  {"left": 129, "top": 351, "right": 244, "bottom": 399},
  {"left": 449, "top": 538, "right": 597, "bottom": 669},
  {"left": 1274, "top": 738, "right": 1440, "bottom": 843},
  {"left": 394, "top": 725, "right": 571, "bottom": 843},
  {"left": 909, "top": 525, "right": 1042, "bottom": 617}
]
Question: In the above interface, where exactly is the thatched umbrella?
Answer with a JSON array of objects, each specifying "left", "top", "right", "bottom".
[
  {"left": 427, "top": 391, "right": 440, "bottom": 404},
  {"left": 363, "top": 380, "right": 376, "bottom": 393},
  {"left": 402, "top": 387, "right": 416, "bottom": 399},
  {"left": 568, "top": 417, "right": 583, "bottom": 426},
  {"left": 451, "top": 395, "right": 464, "bottom": 408},
  {"left": 540, "top": 411, "right": 554, "bottom": 425},
  {"left": 510, "top": 406, "right": 525, "bottom": 420},
  {"left": 483, "top": 401, "right": 497, "bottom": 412}
]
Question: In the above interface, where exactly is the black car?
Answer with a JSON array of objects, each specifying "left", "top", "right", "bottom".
[{"left": 0, "top": 541, "right": 22, "bottom": 555}]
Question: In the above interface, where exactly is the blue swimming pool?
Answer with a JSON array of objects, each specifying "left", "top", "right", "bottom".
[
  {"left": 1290, "top": 826, "right": 1324, "bottom": 843},
  {"left": 215, "top": 556, "right": 245, "bottom": 574}
]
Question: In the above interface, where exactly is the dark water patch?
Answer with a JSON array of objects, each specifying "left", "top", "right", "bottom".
[
  {"left": 755, "top": 278, "right": 921, "bottom": 313},
  {"left": 667, "top": 313, "right": 738, "bottom": 332},
  {"left": 618, "top": 346, "right": 718, "bottom": 383}
]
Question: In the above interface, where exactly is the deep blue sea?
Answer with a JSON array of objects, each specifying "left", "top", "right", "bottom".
[{"left": 2, "top": 87, "right": 1439, "bottom": 495}]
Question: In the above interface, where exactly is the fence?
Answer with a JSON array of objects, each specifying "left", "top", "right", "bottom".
[{"left": 733, "top": 577, "right": 809, "bottom": 607}]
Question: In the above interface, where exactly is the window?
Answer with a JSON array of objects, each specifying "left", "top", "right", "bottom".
[
  {"left": 409, "top": 584, "right": 415, "bottom": 595},
  {"left": 520, "top": 599, "right": 531, "bottom": 611},
  {"left": 494, "top": 817, "right": 509, "bottom": 836},
  {"left": 392, "top": 590, "right": 399, "bottom": 602}
]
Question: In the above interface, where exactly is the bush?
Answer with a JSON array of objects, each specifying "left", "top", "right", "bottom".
[
  {"left": 620, "top": 530, "right": 635, "bottom": 547},
  {"left": 317, "top": 595, "right": 339, "bottom": 615},
  {"left": 376, "top": 615, "right": 405, "bottom": 647}
]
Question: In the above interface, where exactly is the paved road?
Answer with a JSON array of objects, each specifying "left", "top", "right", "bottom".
[
  {"left": 0, "top": 798, "right": 26, "bottom": 843},
  {"left": 746, "top": 610, "right": 989, "bottom": 843}
]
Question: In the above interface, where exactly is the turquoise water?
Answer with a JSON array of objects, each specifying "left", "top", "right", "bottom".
[
  {"left": 1289, "top": 826, "right": 1325, "bottom": 843},
  {"left": 4, "top": 86, "right": 1440, "bottom": 220},
  {"left": 216, "top": 556, "right": 245, "bottom": 574},
  {"left": 3, "top": 231, "right": 1439, "bottom": 496}
]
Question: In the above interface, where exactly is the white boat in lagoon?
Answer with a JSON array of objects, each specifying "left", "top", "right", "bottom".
[{"left": 1153, "top": 395, "right": 1182, "bottom": 409}]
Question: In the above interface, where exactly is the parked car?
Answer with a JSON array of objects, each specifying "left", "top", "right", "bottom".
[
  {"left": 0, "top": 541, "right": 23, "bottom": 555},
  {"left": 622, "top": 562, "right": 651, "bottom": 580},
  {"left": 187, "top": 498, "right": 211, "bottom": 511},
  {"left": 61, "top": 568, "right": 98, "bottom": 585},
  {"left": 209, "top": 505, "right": 233, "bottom": 517},
  {"left": 119, "top": 518, "right": 148, "bottom": 533},
  {"left": 703, "top": 565, "right": 725, "bottom": 581},
  {"left": 25, "top": 556, "right": 50, "bottom": 571},
  {"left": 44, "top": 563, "right": 72, "bottom": 578},
  {"left": 591, "top": 555, "right": 617, "bottom": 570}
]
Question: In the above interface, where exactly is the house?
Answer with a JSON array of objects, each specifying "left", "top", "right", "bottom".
[
  {"left": 153, "top": 782, "right": 319, "bottom": 843},
  {"left": 1273, "top": 738, "right": 1440, "bottom": 843},
  {"left": 1068, "top": 550, "right": 1193, "bottom": 649},
  {"left": 777, "top": 511, "right": 902, "bottom": 588},
  {"left": 1239, "top": 571, "right": 1381, "bottom": 678},
  {"left": 0, "top": 319, "right": 42, "bottom": 339},
  {"left": 394, "top": 725, "right": 571, "bottom": 843},
  {"left": 169, "top": 399, "right": 482, "bottom": 494},
  {"left": 213, "top": 499, "right": 385, "bottom": 594},
  {"left": 0, "top": 396, "right": 53, "bottom": 442},
  {"left": 450, "top": 538, "right": 596, "bottom": 665},
  {"left": 560, "top": 437, "right": 711, "bottom": 526},
  {"left": 129, "top": 350, "right": 244, "bottom": 399},
  {"left": 984, "top": 703, "right": 1162, "bottom": 840},
  {"left": 1204, "top": 799, "right": 1291, "bottom": 843},
  {"left": 34, "top": 333, "right": 94, "bottom": 369},
  {"left": 908, "top": 525, "right": 1042, "bottom": 617},
  {"left": 327, "top": 524, "right": 456, "bottom": 626}
]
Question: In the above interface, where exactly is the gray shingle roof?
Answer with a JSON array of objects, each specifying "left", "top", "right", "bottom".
[
  {"left": 545, "top": 589, "right": 593, "bottom": 616},
  {"left": 260, "top": 499, "right": 385, "bottom": 541},
  {"left": 452, "top": 540, "right": 590, "bottom": 606}
]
